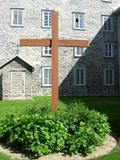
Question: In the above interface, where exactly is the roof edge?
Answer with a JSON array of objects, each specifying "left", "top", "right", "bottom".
[{"left": 0, "top": 56, "right": 34, "bottom": 71}]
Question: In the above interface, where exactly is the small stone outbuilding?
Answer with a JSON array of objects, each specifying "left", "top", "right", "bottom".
[{"left": 0, "top": 56, "right": 34, "bottom": 100}]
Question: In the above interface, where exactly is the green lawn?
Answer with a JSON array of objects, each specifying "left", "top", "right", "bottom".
[
  {"left": 0, "top": 153, "right": 10, "bottom": 160},
  {"left": 0, "top": 96, "right": 65, "bottom": 121},
  {"left": 0, "top": 96, "right": 120, "bottom": 160}
]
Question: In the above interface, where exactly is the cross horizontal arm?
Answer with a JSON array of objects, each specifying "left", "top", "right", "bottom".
[
  {"left": 20, "top": 39, "right": 51, "bottom": 46},
  {"left": 20, "top": 39, "right": 89, "bottom": 47},
  {"left": 59, "top": 40, "right": 89, "bottom": 47}
]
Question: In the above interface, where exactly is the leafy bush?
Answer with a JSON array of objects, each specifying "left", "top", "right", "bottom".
[
  {"left": 0, "top": 113, "right": 68, "bottom": 157},
  {"left": 0, "top": 103, "right": 110, "bottom": 157},
  {"left": 55, "top": 103, "right": 110, "bottom": 155}
]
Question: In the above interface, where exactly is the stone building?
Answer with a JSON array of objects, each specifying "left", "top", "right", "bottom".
[{"left": 0, "top": 0, "right": 120, "bottom": 99}]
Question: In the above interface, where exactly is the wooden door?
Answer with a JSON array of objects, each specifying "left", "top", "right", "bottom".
[{"left": 11, "top": 71, "right": 25, "bottom": 99}]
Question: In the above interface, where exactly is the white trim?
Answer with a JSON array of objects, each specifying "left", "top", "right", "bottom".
[
  {"left": 74, "top": 47, "right": 86, "bottom": 57},
  {"left": 42, "top": 66, "right": 52, "bottom": 87},
  {"left": 73, "top": 12, "right": 85, "bottom": 30},
  {"left": 74, "top": 66, "right": 86, "bottom": 86},
  {"left": 42, "top": 46, "right": 52, "bottom": 57},
  {"left": 42, "top": 10, "right": 52, "bottom": 28},
  {"left": 10, "top": 8, "right": 24, "bottom": 27},
  {"left": 104, "top": 68, "right": 115, "bottom": 86}
]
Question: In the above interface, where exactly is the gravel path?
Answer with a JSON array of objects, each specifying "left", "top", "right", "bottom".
[{"left": 0, "top": 134, "right": 117, "bottom": 160}]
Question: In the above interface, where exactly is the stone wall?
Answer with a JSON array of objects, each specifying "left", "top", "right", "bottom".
[{"left": 0, "top": 0, "right": 120, "bottom": 96}]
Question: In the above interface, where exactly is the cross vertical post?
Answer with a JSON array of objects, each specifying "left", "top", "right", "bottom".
[
  {"left": 20, "top": 10, "right": 89, "bottom": 110},
  {"left": 51, "top": 11, "right": 59, "bottom": 111}
]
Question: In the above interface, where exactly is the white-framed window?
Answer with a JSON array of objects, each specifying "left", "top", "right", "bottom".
[
  {"left": 42, "top": 67, "right": 52, "bottom": 86},
  {"left": 74, "top": 66, "right": 86, "bottom": 86},
  {"left": 104, "top": 68, "right": 114, "bottom": 86},
  {"left": 42, "top": 46, "right": 51, "bottom": 56},
  {"left": 104, "top": 43, "right": 113, "bottom": 57},
  {"left": 74, "top": 47, "right": 86, "bottom": 57},
  {"left": 42, "top": 10, "right": 52, "bottom": 28},
  {"left": 102, "top": 15, "right": 113, "bottom": 31},
  {"left": 11, "top": 8, "right": 24, "bottom": 27},
  {"left": 73, "top": 12, "right": 85, "bottom": 30}
]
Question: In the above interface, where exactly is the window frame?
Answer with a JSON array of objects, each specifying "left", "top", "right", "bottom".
[
  {"left": 73, "top": 12, "right": 85, "bottom": 30},
  {"left": 102, "top": 15, "right": 113, "bottom": 32},
  {"left": 104, "top": 68, "right": 115, "bottom": 86},
  {"left": 10, "top": 8, "right": 24, "bottom": 27},
  {"left": 42, "top": 10, "right": 52, "bottom": 28},
  {"left": 74, "top": 47, "right": 86, "bottom": 57},
  {"left": 104, "top": 42, "right": 114, "bottom": 58},
  {"left": 42, "top": 46, "right": 52, "bottom": 57},
  {"left": 74, "top": 66, "right": 86, "bottom": 86},
  {"left": 42, "top": 66, "right": 52, "bottom": 87}
]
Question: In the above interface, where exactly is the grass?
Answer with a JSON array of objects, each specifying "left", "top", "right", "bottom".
[
  {"left": 0, "top": 153, "right": 10, "bottom": 160},
  {"left": 0, "top": 96, "right": 65, "bottom": 121},
  {"left": 0, "top": 96, "right": 120, "bottom": 159}
]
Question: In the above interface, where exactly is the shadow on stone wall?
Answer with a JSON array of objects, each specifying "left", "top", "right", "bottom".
[{"left": 59, "top": 13, "right": 119, "bottom": 96}]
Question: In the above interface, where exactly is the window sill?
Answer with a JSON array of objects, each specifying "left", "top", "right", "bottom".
[
  {"left": 103, "top": 30, "right": 114, "bottom": 33},
  {"left": 42, "top": 85, "right": 52, "bottom": 87},
  {"left": 75, "top": 84, "right": 86, "bottom": 86},
  {"left": 42, "top": 26, "right": 52, "bottom": 29},
  {"left": 11, "top": 25, "right": 24, "bottom": 28},
  {"left": 74, "top": 55, "right": 84, "bottom": 58},
  {"left": 42, "top": 55, "right": 52, "bottom": 57},
  {"left": 101, "top": 0, "right": 112, "bottom": 3},
  {"left": 104, "top": 84, "right": 115, "bottom": 86},
  {"left": 104, "top": 56, "right": 114, "bottom": 58},
  {"left": 73, "top": 28, "right": 85, "bottom": 31}
]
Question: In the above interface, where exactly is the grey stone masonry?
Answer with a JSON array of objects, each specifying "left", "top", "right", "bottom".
[
  {"left": 0, "top": 0, "right": 120, "bottom": 98},
  {"left": 0, "top": 56, "right": 34, "bottom": 100}
]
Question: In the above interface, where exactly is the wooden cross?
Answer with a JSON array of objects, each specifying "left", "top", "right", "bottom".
[{"left": 20, "top": 11, "right": 89, "bottom": 111}]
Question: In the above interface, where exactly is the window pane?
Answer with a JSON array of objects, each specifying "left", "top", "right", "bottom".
[
  {"left": 43, "top": 67, "right": 52, "bottom": 86},
  {"left": 108, "top": 44, "right": 112, "bottom": 56},
  {"left": 106, "top": 70, "right": 109, "bottom": 84},
  {"left": 13, "top": 11, "right": 18, "bottom": 24},
  {"left": 79, "top": 15, "right": 84, "bottom": 28},
  {"left": 80, "top": 69, "right": 84, "bottom": 84},
  {"left": 76, "top": 69, "right": 80, "bottom": 85},
  {"left": 75, "top": 47, "right": 86, "bottom": 57},
  {"left": 44, "top": 69, "right": 49, "bottom": 85},
  {"left": 109, "top": 70, "right": 113, "bottom": 84},
  {"left": 104, "top": 43, "right": 113, "bottom": 57},
  {"left": 49, "top": 69, "right": 52, "bottom": 85},
  {"left": 74, "top": 13, "right": 85, "bottom": 29},
  {"left": 43, "top": 11, "right": 52, "bottom": 27},
  {"left": 75, "top": 67, "right": 86, "bottom": 85},
  {"left": 43, "top": 46, "right": 51, "bottom": 56},
  {"left": 105, "top": 69, "right": 114, "bottom": 85},
  {"left": 103, "top": 16, "right": 112, "bottom": 31},
  {"left": 108, "top": 18, "right": 112, "bottom": 30},
  {"left": 18, "top": 11, "right": 22, "bottom": 25},
  {"left": 11, "top": 9, "right": 24, "bottom": 26}
]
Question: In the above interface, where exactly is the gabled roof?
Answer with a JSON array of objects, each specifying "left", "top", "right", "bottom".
[{"left": 0, "top": 56, "right": 34, "bottom": 72}]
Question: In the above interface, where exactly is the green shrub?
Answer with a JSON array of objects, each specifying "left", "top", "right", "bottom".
[
  {"left": 0, "top": 103, "right": 110, "bottom": 157},
  {"left": 55, "top": 102, "right": 110, "bottom": 155},
  {"left": 0, "top": 113, "right": 68, "bottom": 157}
]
